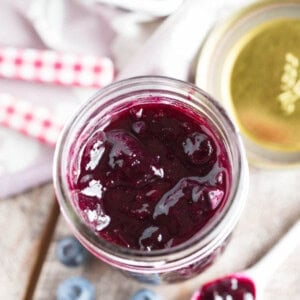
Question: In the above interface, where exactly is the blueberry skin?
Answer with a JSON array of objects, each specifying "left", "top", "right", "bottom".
[
  {"left": 130, "top": 289, "right": 160, "bottom": 300},
  {"left": 56, "top": 236, "right": 89, "bottom": 267},
  {"left": 57, "top": 276, "right": 95, "bottom": 300}
]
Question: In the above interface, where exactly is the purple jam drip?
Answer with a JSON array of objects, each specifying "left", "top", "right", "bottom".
[
  {"left": 196, "top": 276, "right": 256, "bottom": 300},
  {"left": 69, "top": 101, "right": 231, "bottom": 250}
]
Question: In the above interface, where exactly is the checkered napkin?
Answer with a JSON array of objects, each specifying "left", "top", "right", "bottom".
[
  {"left": 0, "top": 46, "right": 115, "bottom": 151},
  {"left": 0, "top": 47, "right": 114, "bottom": 88},
  {"left": 0, "top": 93, "right": 63, "bottom": 147}
]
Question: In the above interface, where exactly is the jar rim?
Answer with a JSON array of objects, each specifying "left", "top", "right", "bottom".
[{"left": 53, "top": 76, "right": 248, "bottom": 271}]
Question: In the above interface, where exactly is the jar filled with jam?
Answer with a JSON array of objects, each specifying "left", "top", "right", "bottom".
[{"left": 53, "top": 76, "right": 248, "bottom": 283}]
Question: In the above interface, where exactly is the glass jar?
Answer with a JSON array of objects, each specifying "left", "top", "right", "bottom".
[{"left": 53, "top": 76, "right": 248, "bottom": 284}]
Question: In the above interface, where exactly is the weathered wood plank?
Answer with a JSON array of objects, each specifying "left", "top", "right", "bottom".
[
  {"left": 34, "top": 167, "right": 300, "bottom": 299},
  {"left": 0, "top": 183, "right": 58, "bottom": 300},
  {"left": 33, "top": 215, "right": 193, "bottom": 300}
]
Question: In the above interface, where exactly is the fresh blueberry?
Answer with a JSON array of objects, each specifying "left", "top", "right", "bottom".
[
  {"left": 56, "top": 236, "right": 89, "bottom": 267},
  {"left": 130, "top": 288, "right": 160, "bottom": 300},
  {"left": 57, "top": 276, "right": 95, "bottom": 300}
]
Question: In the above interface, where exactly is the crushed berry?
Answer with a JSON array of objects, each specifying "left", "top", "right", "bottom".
[
  {"left": 195, "top": 276, "right": 256, "bottom": 300},
  {"left": 69, "top": 100, "right": 231, "bottom": 250}
]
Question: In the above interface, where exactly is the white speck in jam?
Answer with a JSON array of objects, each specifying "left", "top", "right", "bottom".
[
  {"left": 86, "top": 141, "right": 105, "bottom": 171},
  {"left": 85, "top": 203, "right": 111, "bottom": 231},
  {"left": 95, "top": 214, "right": 111, "bottom": 231},
  {"left": 151, "top": 165, "right": 164, "bottom": 178},
  {"left": 157, "top": 234, "right": 162, "bottom": 242},
  {"left": 81, "top": 180, "right": 103, "bottom": 199},
  {"left": 87, "top": 209, "right": 98, "bottom": 222},
  {"left": 139, "top": 226, "right": 159, "bottom": 250},
  {"left": 213, "top": 293, "right": 223, "bottom": 300},
  {"left": 244, "top": 293, "right": 254, "bottom": 300},
  {"left": 231, "top": 278, "right": 238, "bottom": 290},
  {"left": 207, "top": 188, "right": 224, "bottom": 210},
  {"left": 135, "top": 108, "right": 143, "bottom": 119}
]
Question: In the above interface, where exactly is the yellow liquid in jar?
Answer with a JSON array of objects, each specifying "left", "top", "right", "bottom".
[{"left": 229, "top": 19, "right": 300, "bottom": 152}]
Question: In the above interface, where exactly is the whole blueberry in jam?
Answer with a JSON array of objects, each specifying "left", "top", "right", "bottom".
[{"left": 69, "top": 100, "right": 231, "bottom": 250}]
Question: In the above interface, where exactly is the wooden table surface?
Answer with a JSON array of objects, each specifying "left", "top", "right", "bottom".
[{"left": 1, "top": 166, "right": 300, "bottom": 300}]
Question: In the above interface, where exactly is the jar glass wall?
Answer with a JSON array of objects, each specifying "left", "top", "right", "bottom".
[{"left": 53, "top": 76, "right": 248, "bottom": 284}]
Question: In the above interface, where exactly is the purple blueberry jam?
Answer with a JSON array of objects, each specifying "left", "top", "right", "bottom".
[
  {"left": 196, "top": 276, "right": 256, "bottom": 300},
  {"left": 68, "top": 100, "right": 231, "bottom": 250}
]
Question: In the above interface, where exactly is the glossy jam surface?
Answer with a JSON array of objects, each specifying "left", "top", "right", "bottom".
[
  {"left": 69, "top": 100, "right": 231, "bottom": 250},
  {"left": 196, "top": 276, "right": 256, "bottom": 300}
]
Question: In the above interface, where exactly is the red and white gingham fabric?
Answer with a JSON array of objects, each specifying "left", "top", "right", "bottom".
[
  {"left": 0, "top": 47, "right": 114, "bottom": 88},
  {"left": 0, "top": 93, "right": 63, "bottom": 147}
]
